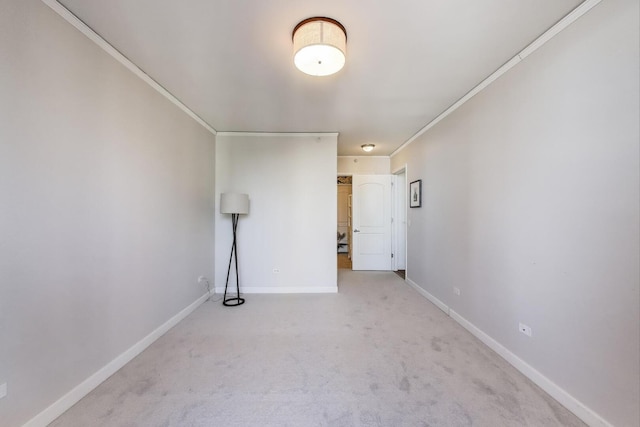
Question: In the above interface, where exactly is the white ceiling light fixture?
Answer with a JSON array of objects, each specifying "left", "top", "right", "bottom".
[
  {"left": 293, "top": 17, "right": 347, "bottom": 77},
  {"left": 361, "top": 144, "right": 375, "bottom": 152}
]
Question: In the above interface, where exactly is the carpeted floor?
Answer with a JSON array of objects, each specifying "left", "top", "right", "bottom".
[{"left": 51, "top": 271, "right": 585, "bottom": 426}]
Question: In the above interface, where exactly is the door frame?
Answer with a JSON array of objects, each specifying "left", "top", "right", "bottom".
[{"left": 392, "top": 165, "right": 408, "bottom": 276}]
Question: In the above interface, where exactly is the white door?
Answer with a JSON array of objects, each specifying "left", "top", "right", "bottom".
[{"left": 352, "top": 175, "right": 392, "bottom": 270}]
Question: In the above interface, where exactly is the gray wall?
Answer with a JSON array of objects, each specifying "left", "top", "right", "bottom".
[
  {"left": 215, "top": 134, "right": 337, "bottom": 292},
  {"left": 391, "top": 1, "right": 639, "bottom": 425},
  {"left": 0, "top": 1, "right": 216, "bottom": 425}
]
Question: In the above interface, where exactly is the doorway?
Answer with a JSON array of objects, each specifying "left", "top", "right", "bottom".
[
  {"left": 393, "top": 167, "right": 407, "bottom": 279},
  {"left": 337, "top": 176, "right": 352, "bottom": 269}
]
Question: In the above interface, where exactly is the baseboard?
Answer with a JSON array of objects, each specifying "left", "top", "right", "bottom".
[
  {"left": 214, "top": 286, "right": 338, "bottom": 294},
  {"left": 448, "top": 309, "right": 612, "bottom": 427},
  {"left": 402, "top": 278, "right": 611, "bottom": 427},
  {"left": 23, "top": 291, "right": 211, "bottom": 427},
  {"left": 405, "top": 278, "right": 450, "bottom": 315}
]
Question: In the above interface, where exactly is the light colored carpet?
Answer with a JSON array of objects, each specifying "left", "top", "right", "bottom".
[{"left": 50, "top": 271, "right": 584, "bottom": 426}]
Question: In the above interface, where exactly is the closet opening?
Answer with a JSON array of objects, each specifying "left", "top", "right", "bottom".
[{"left": 337, "top": 175, "right": 352, "bottom": 269}]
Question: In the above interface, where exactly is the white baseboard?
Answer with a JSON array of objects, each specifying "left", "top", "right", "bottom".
[
  {"left": 449, "top": 310, "right": 611, "bottom": 427},
  {"left": 402, "top": 275, "right": 610, "bottom": 427},
  {"left": 405, "top": 278, "right": 450, "bottom": 315},
  {"left": 23, "top": 292, "right": 211, "bottom": 427},
  {"left": 214, "top": 286, "right": 338, "bottom": 294}
]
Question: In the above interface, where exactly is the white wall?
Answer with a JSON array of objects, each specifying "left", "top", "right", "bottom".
[
  {"left": 0, "top": 1, "right": 216, "bottom": 425},
  {"left": 338, "top": 156, "right": 390, "bottom": 175},
  {"left": 215, "top": 133, "right": 337, "bottom": 293},
  {"left": 391, "top": 1, "right": 639, "bottom": 426}
]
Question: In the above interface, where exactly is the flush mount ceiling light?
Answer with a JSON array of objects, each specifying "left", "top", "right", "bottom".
[
  {"left": 361, "top": 144, "right": 375, "bottom": 152},
  {"left": 293, "top": 17, "right": 347, "bottom": 77}
]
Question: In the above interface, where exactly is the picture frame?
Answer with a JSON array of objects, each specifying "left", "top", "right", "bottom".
[{"left": 410, "top": 179, "right": 422, "bottom": 208}]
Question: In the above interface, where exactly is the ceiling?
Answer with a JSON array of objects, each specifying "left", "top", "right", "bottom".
[{"left": 58, "top": 0, "right": 583, "bottom": 156}]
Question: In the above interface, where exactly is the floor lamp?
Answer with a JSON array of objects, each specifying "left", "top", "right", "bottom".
[{"left": 220, "top": 193, "right": 250, "bottom": 306}]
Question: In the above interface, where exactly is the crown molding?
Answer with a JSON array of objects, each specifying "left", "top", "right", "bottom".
[
  {"left": 216, "top": 132, "right": 339, "bottom": 138},
  {"left": 40, "top": 0, "right": 217, "bottom": 136},
  {"left": 338, "top": 155, "right": 390, "bottom": 159},
  {"left": 390, "top": 0, "right": 602, "bottom": 157}
]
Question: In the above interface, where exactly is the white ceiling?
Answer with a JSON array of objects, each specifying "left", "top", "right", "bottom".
[{"left": 59, "top": 0, "right": 582, "bottom": 155}]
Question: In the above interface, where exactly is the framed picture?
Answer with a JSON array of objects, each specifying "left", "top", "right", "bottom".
[{"left": 410, "top": 179, "right": 422, "bottom": 208}]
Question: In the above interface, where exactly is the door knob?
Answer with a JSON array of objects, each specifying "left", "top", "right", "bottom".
[{"left": 354, "top": 229, "right": 360, "bottom": 233}]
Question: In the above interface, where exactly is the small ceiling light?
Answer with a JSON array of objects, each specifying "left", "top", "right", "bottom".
[
  {"left": 293, "top": 17, "right": 347, "bottom": 77},
  {"left": 361, "top": 144, "right": 375, "bottom": 152}
]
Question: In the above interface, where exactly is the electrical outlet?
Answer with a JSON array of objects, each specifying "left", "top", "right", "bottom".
[
  {"left": 453, "top": 287, "right": 461, "bottom": 296},
  {"left": 519, "top": 323, "right": 532, "bottom": 337},
  {"left": 272, "top": 268, "right": 280, "bottom": 274},
  {"left": 0, "top": 383, "right": 7, "bottom": 399},
  {"left": 197, "top": 276, "right": 206, "bottom": 283}
]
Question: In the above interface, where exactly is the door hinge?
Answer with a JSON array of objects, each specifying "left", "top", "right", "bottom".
[{"left": 391, "top": 253, "right": 394, "bottom": 258}]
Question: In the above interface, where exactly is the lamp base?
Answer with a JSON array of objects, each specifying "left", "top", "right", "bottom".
[
  {"left": 223, "top": 213, "right": 245, "bottom": 308},
  {"left": 223, "top": 296, "right": 245, "bottom": 307}
]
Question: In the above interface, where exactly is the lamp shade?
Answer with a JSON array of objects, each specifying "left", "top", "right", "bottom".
[
  {"left": 220, "top": 193, "right": 250, "bottom": 214},
  {"left": 293, "top": 17, "right": 346, "bottom": 77}
]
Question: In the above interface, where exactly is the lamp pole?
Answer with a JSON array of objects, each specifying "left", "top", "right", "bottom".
[
  {"left": 219, "top": 193, "right": 249, "bottom": 307},
  {"left": 223, "top": 213, "right": 245, "bottom": 306}
]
